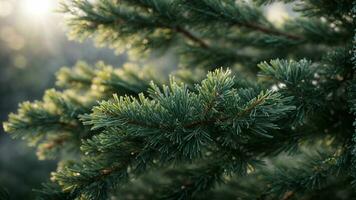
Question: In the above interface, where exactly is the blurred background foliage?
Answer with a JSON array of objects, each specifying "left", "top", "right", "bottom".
[{"left": 0, "top": 0, "right": 293, "bottom": 199}]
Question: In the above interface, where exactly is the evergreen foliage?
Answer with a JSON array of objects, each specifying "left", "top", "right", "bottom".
[{"left": 3, "top": 0, "right": 355, "bottom": 199}]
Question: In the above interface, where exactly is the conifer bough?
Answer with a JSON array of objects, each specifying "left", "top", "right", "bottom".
[{"left": 3, "top": 0, "right": 355, "bottom": 199}]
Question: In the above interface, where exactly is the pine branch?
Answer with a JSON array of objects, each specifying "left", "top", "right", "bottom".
[
  {"left": 3, "top": 61, "right": 155, "bottom": 159},
  {"left": 183, "top": 0, "right": 303, "bottom": 41},
  {"left": 53, "top": 69, "right": 297, "bottom": 199}
]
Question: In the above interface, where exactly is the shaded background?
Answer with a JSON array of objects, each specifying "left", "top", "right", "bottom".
[{"left": 0, "top": 0, "right": 291, "bottom": 199}]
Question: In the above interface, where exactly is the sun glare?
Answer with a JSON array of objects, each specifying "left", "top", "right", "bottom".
[
  {"left": 22, "top": 0, "right": 54, "bottom": 18},
  {"left": 266, "top": 3, "right": 289, "bottom": 26}
]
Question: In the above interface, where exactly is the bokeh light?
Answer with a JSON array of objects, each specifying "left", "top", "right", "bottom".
[
  {"left": 0, "top": 26, "right": 25, "bottom": 50},
  {"left": 0, "top": 0, "right": 13, "bottom": 17},
  {"left": 13, "top": 55, "right": 27, "bottom": 68}
]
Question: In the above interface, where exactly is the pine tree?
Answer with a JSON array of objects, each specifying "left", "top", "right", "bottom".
[{"left": 3, "top": 0, "right": 355, "bottom": 199}]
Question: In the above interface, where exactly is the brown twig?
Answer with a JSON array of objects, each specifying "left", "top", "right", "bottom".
[
  {"left": 43, "top": 136, "right": 69, "bottom": 150},
  {"left": 174, "top": 22, "right": 303, "bottom": 48},
  {"left": 240, "top": 22, "right": 303, "bottom": 40},
  {"left": 185, "top": 92, "right": 269, "bottom": 128},
  {"left": 281, "top": 191, "right": 294, "bottom": 200},
  {"left": 174, "top": 26, "right": 209, "bottom": 49}
]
